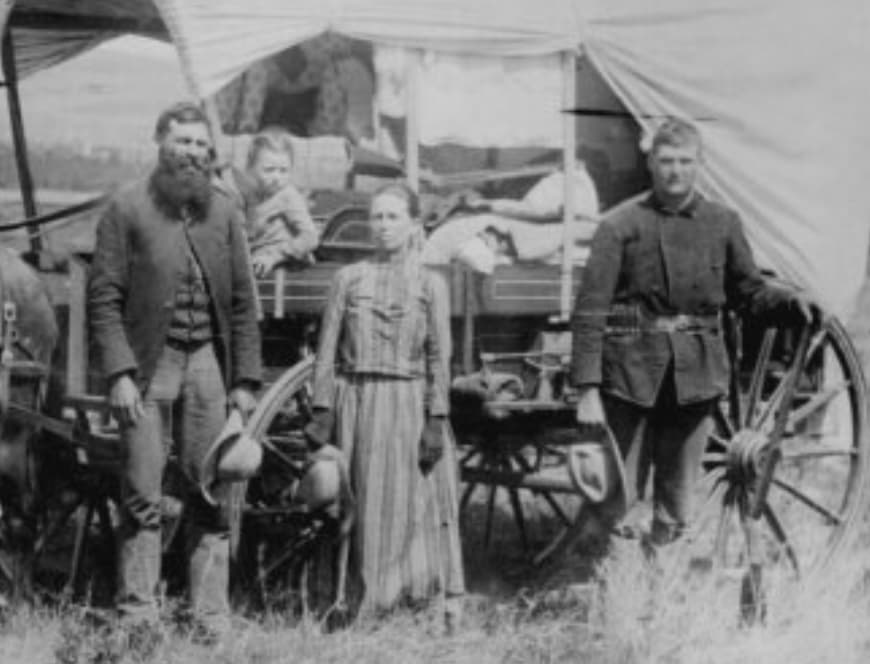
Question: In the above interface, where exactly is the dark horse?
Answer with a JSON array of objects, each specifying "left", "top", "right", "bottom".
[{"left": 0, "top": 247, "right": 58, "bottom": 604}]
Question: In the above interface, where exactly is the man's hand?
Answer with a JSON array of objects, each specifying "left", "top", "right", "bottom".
[
  {"left": 575, "top": 386, "right": 605, "bottom": 427},
  {"left": 791, "top": 290, "right": 825, "bottom": 327},
  {"left": 109, "top": 373, "right": 144, "bottom": 427},
  {"left": 228, "top": 386, "right": 257, "bottom": 420}
]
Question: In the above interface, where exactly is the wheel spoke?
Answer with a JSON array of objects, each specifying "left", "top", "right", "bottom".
[
  {"left": 786, "top": 382, "right": 849, "bottom": 429},
  {"left": 782, "top": 448, "right": 857, "bottom": 461},
  {"left": 0, "top": 551, "right": 13, "bottom": 584},
  {"left": 503, "top": 453, "right": 529, "bottom": 550},
  {"left": 714, "top": 402, "right": 736, "bottom": 438},
  {"left": 771, "top": 477, "right": 843, "bottom": 525},
  {"left": 745, "top": 328, "right": 777, "bottom": 427},
  {"left": 754, "top": 372, "right": 792, "bottom": 432},
  {"left": 804, "top": 328, "right": 829, "bottom": 365},
  {"left": 460, "top": 448, "right": 480, "bottom": 466},
  {"left": 484, "top": 485, "right": 498, "bottom": 548},
  {"left": 459, "top": 482, "right": 478, "bottom": 514},
  {"left": 507, "top": 488, "right": 529, "bottom": 551},
  {"left": 541, "top": 491, "right": 572, "bottom": 526},
  {"left": 761, "top": 504, "right": 800, "bottom": 575},
  {"left": 702, "top": 452, "right": 727, "bottom": 465},
  {"left": 509, "top": 451, "right": 573, "bottom": 525},
  {"left": 712, "top": 501, "right": 735, "bottom": 569}
]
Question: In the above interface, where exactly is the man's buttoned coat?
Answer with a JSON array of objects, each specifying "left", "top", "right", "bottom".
[
  {"left": 570, "top": 192, "right": 794, "bottom": 407},
  {"left": 88, "top": 177, "right": 262, "bottom": 391}
]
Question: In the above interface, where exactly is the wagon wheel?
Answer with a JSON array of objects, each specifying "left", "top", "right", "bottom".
[
  {"left": 229, "top": 357, "right": 337, "bottom": 610},
  {"left": 456, "top": 407, "right": 590, "bottom": 566},
  {"left": 659, "top": 315, "right": 868, "bottom": 611},
  {"left": 30, "top": 470, "right": 119, "bottom": 604}
]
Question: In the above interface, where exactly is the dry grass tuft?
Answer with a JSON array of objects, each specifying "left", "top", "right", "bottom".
[{"left": 4, "top": 540, "right": 869, "bottom": 664}]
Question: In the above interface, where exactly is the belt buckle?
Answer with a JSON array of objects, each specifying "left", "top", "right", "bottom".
[{"left": 673, "top": 314, "right": 691, "bottom": 332}]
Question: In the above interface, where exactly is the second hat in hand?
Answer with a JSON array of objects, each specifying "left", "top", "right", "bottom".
[{"left": 200, "top": 409, "right": 263, "bottom": 505}]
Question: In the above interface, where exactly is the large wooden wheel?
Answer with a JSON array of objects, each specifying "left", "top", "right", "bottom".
[
  {"left": 452, "top": 314, "right": 869, "bottom": 590},
  {"left": 229, "top": 357, "right": 338, "bottom": 609},
  {"left": 660, "top": 315, "right": 869, "bottom": 601},
  {"left": 454, "top": 381, "right": 590, "bottom": 565}
]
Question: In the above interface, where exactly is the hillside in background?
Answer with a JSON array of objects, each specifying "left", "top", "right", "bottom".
[
  {"left": 0, "top": 38, "right": 185, "bottom": 191},
  {"left": 5, "top": 38, "right": 185, "bottom": 151}
]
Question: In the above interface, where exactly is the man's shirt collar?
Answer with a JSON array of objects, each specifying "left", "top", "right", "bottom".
[{"left": 643, "top": 190, "right": 702, "bottom": 218}]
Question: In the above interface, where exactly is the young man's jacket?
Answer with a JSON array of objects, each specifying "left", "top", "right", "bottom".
[
  {"left": 87, "top": 177, "right": 262, "bottom": 391},
  {"left": 570, "top": 191, "right": 796, "bottom": 407}
]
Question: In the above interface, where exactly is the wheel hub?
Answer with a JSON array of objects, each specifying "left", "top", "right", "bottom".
[{"left": 725, "top": 428, "right": 770, "bottom": 484}]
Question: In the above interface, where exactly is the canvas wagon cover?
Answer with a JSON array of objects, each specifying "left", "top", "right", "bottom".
[
  {"left": 3, "top": 0, "right": 870, "bottom": 316},
  {"left": 147, "top": 0, "right": 870, "bottom": 317},
  {"left": 0, "top": 0, "right": 167, "bottom": 77}
]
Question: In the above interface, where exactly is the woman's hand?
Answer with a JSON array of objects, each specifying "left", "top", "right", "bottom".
[
  {"left": 304, "top": 408, "right": 335, "bottom": 449},
  {"left": 419, "top": 416, "right": 446, "bottom": 475}
]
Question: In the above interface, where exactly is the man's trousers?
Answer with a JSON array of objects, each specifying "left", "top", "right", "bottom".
[
  {"left": 603, "top": 371, "right": 716, "bottom": 544},
  {"left": 116, "top": 342, "right": 230, "bottom": 624}
]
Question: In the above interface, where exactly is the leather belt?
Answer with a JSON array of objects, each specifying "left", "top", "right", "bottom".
[
  {"left": 165, "top": 337, "right": 212, "bottom": 352},
  {"left": 605, "top": 308, "right": 720, "bottom": 335}
]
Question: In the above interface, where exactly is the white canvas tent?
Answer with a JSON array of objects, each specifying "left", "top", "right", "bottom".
[
  {"left": 581, "top": 0, "right": 870, "bottom": 320},
  {"left": 3, "top": 0, "right": 870, "bottom": 317}
]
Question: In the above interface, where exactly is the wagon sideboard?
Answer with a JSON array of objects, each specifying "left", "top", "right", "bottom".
[{"left": 256, "top": 262, "right": 585, "bottom": 319}]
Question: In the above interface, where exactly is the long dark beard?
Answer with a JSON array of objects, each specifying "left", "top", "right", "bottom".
[{"left": 149, "top": 148, "right": 213, "bottom": 220}]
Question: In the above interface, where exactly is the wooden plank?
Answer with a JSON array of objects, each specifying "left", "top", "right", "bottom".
[
  {"left": 559, "top": 50, "right": 578, "bottom": 319},
  {"left": 253, "top": 262, "right": 585, "bottom": 318},
  {"left": 477, "top": 264, "right": 585, "bottom": 316},
  {"left": 405, "top": 49, "right": 421, "bottom": 192},
  {"left": 274, "top": 268, "right": 285, "bottom": 319},
  {"left": 461, "top": 467, "right": 575, "bottom": 494},
  {"left": 65, "top": 256, "right": 88, "bottom": 397}
]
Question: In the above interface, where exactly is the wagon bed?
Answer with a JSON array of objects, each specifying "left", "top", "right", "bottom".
[{"left": 257, "top": 261, "right": 585, "bottom": 319}]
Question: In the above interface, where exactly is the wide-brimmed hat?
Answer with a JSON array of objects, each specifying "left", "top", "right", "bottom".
[
  {"left": 295, "top": 445, "right": 355, "bottom": 533},
  {"left": 296, "top": 445, "right": 345, "bottom": 512},
  {"left": 565, "top": 424, "right": 628, "bottom": 519},
  {"left": 200, "top": 409, "right": 263, "bottom": 505}
]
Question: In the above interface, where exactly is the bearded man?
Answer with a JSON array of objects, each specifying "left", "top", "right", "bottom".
[{"left": 88, "top": 102, "right": 261, "bottom": 631}]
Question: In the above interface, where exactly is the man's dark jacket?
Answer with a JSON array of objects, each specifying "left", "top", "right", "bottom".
[
  {"left": 570, "top": 191, "right": 794, "bottom": 407},
  {"left": 87, "top": 177, "right": 262, "bottom": 391}
]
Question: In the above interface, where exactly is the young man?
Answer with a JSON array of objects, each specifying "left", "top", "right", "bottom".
[
  {"left": 569, "top": 118, "right": 814, "bottom": 545},
  {"left": 88, "top": 102, "right": 261, "bottom": 632}
]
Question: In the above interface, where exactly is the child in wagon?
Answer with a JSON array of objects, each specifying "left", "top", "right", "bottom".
[{"left": 239, "top": 128, "right": 320, "bottom": 276}]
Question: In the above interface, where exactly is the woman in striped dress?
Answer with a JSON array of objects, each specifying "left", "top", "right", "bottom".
[{"left": 308, "top": 183, "right": 465, "bottom": 620}]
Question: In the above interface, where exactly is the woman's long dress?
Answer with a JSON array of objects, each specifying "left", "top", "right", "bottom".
[{"left": 311, "top": 251, "right": 465, "bottom": 611}]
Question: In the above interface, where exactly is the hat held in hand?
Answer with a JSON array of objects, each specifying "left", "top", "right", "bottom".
[
  {"left": 200, "top": 408, "right": 263, "bottom": 505},
  {"left": 565, "top": 424, "right": 628, "bottom": 518},
  {"left": 296, "top": 445, "right": 345, "bottom": 512}
]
